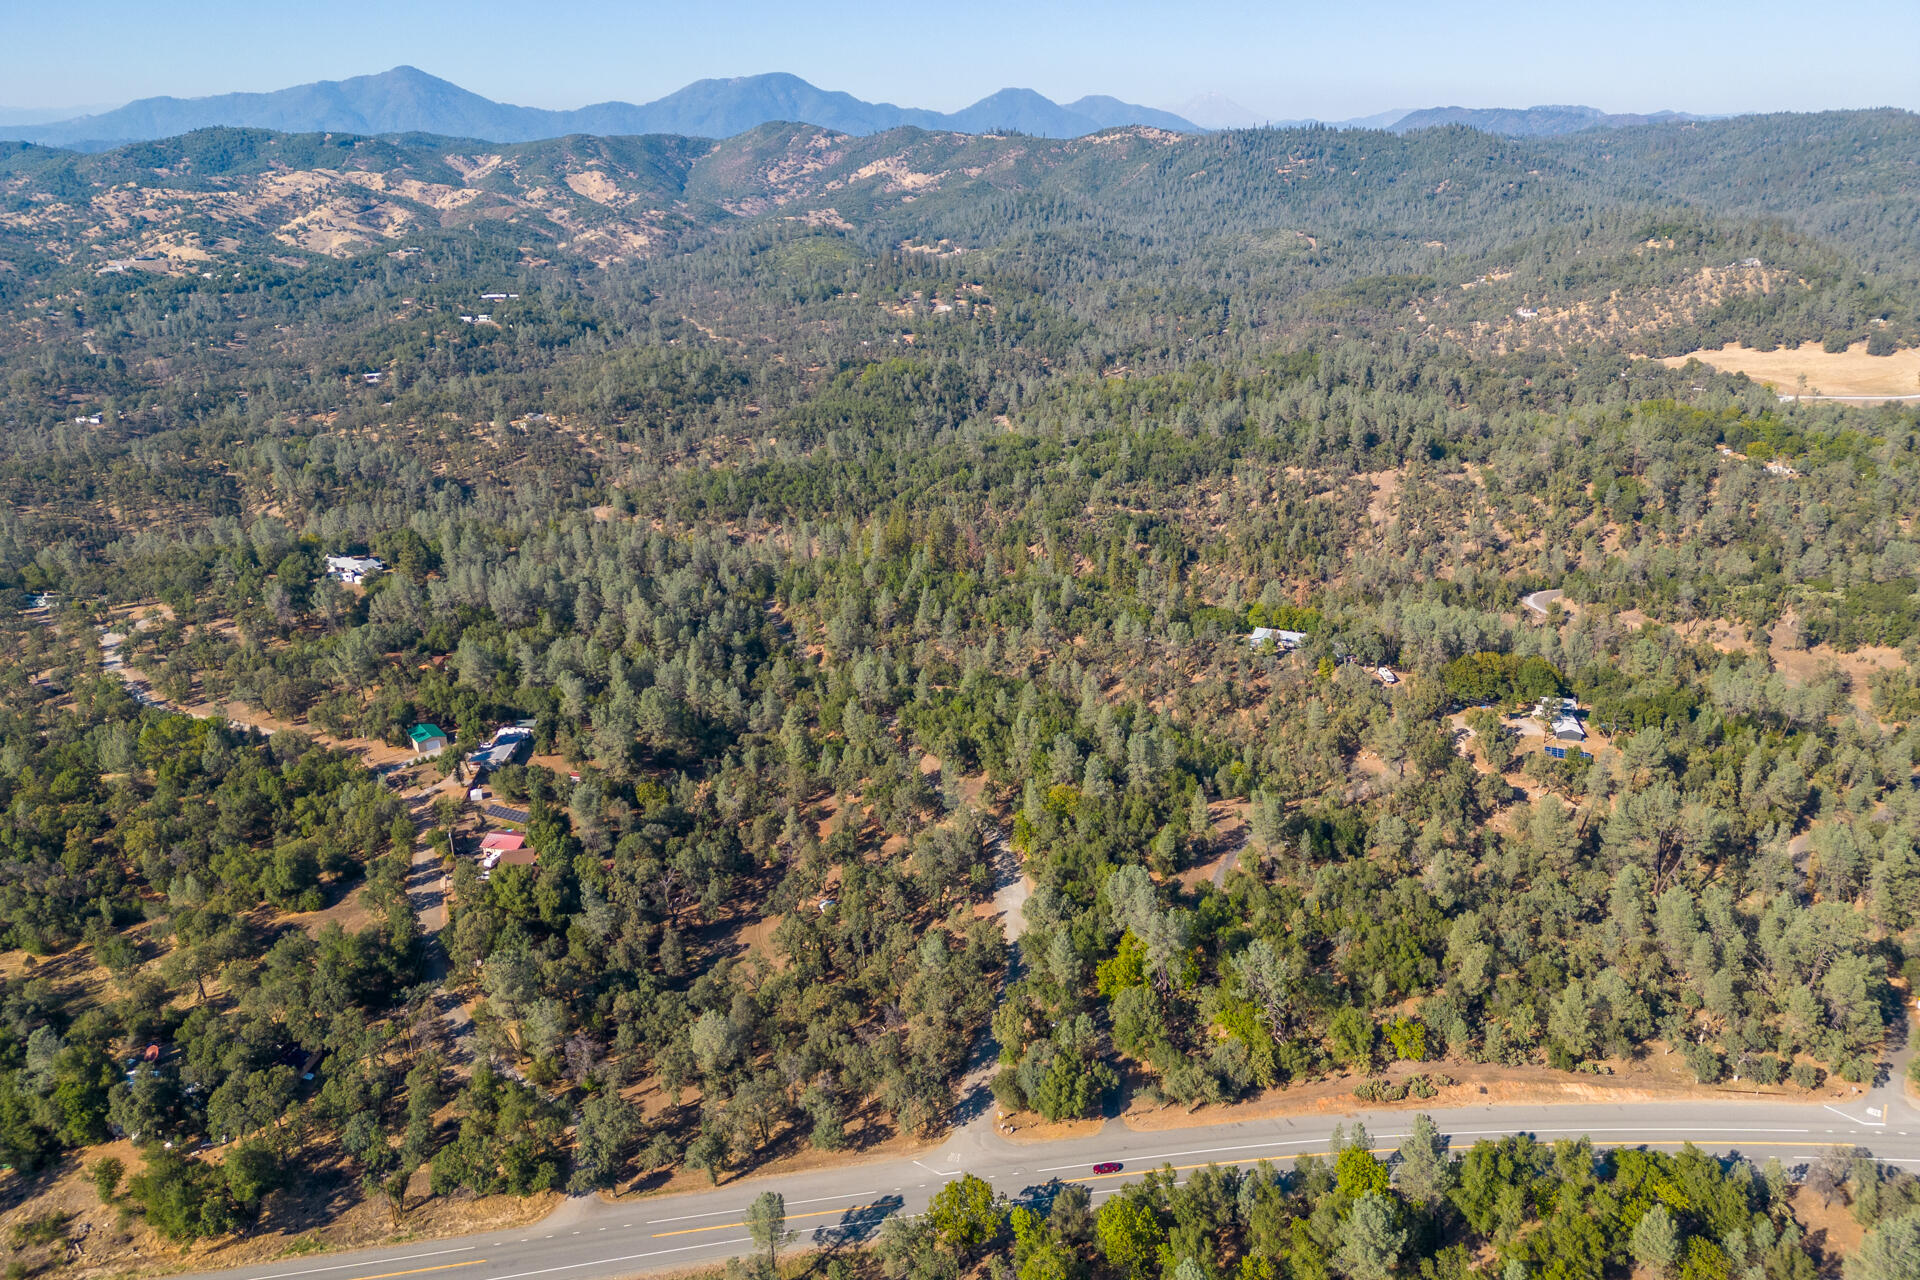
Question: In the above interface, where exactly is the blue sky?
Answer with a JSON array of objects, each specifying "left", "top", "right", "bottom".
[{"left": 6, "top": 0, "right": 1917, "bottom": 118}]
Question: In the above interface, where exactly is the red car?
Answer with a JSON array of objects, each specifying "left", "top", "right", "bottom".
[{"left": 1091, "top": 1162, "right": 1123, "bottom": 1175}]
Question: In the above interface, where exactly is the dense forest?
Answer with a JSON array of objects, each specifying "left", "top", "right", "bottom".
[{"left": 1, "top": 104, "right": 1919, "bottom": 1274}]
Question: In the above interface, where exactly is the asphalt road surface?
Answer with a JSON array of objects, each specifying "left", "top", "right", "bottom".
[
  {"left": 173, "top": 1091, "right": 1920, "bottom": 1280},
  {"left": 1521, "top": 588, "right": 1564, "bottom": 617}
]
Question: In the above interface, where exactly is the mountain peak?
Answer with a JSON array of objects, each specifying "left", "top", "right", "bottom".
[{"left": 1169, "top": 92, "right": 1261, "bottom": 130}]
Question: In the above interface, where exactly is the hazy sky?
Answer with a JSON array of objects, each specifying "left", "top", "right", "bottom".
[{"left": 6, "top": 0, "right": 1917, "bottom": 119}]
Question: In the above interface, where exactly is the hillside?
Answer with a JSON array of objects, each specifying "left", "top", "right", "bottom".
[{"left": 5, "top": 111, "right": 1916, "bottom": 354}]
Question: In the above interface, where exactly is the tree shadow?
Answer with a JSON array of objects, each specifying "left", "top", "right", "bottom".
[
  {"left": 249, "top": 1161, "right": 362, "bottom": 1241},
  {"left": 1011, "top": 1178, "right": 1074, "bottom": 1213},
  {"left": 809, "top": 1193, "right": 903, "bottom": 1249}
]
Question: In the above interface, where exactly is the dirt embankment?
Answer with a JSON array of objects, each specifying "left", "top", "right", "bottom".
[
  {"left": 0, "top": 1144, "right": 556, "bottom": 1280},
  {"left": 1116, "top": 1049, "right": 1869, "bottom": 1134}
]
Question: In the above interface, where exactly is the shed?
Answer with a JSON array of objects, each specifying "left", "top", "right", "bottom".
[{"left": 408, "top": 723, "right": 448, "bottom": 756}]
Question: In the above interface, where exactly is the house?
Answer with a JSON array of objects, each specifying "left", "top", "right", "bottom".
[
  {"left": 467, "top": 724, "right": 533, "bottom": 774},
  {"left": 1248, "top": 627, "right": 1307, "bottom": 651},
  {"left": 481, "top": 839, "right": 537, "bottom": 878},
  {"left": 408, "top": 723, "right": 449, "bottom": 757},
  {"left": 362, "top": 372, "right": 384, "bottom": 385},
  {"left": 1766, "top": 459, "right": 1799, "bottom": 477},
  {"left": 1536, "top": 696, "right": 1585, "bottom": 740},
  {"left": 478, "top": 831, "right": 528, "bottom": 872},
  {"left": 1375, "top": 666, "right": 1399, "bottom": 686},
  {"left": 324, "top": 554, "right": 385, "bottom": 585},
  {"left": 1514, "top": 307, "right": 1538, "bottom": 320}
]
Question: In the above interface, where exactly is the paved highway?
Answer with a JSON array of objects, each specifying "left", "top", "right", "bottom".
[{"left": 172, "top": 1087, "right": 1920, "bottom": 1280}]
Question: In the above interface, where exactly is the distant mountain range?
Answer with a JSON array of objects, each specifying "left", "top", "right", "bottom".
[
  {"left": 0, "top": 67, "right": 1201, "bottom": 150},
  {"left": 0, "top": 66, "right": 1713, "bottom": 151},
  {"left": 0, "top": 103, "right": 117, "bottom": 127},
  {"left": 1385, "top": 104, "right": 1706, "bottom": 136}
]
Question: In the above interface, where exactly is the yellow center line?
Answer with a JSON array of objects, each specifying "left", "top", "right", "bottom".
[
  {"left": 653, "top": 1205, "right": 883, "bottom": 1238},
  {"left": 345, "top": 1262, "right": 487, "bottom": 1280}
]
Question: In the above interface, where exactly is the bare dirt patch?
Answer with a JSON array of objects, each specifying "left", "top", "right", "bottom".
[
  {"left": 1768, "top": 613, "right": 1905, "bottom": 712},
  {"left": 1788, "top": 1183, "right": 1865, "bottom": 1271},
  {"left": 1359, "top": 469, "right": 1402, "bottom": 526},
  {"left": 1663, "top": 340, "right": 1920, "bottom": 400},
  {"left": 998, "top": 1115, "right": 1108, "bottom": 1144},
  {"left": 1617, "top": 610, "right": 1752, "bottom": 654}
]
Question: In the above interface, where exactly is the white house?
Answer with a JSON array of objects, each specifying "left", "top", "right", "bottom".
[
  {"left": 1537, "top": 695, "right": 1585, "bottom": 740},
  {"left": 325, "top": 555, "right": 385, "bottom": 586},
  {"left": 1248, "top": 627, "right": 1307, "bottom": 651}
]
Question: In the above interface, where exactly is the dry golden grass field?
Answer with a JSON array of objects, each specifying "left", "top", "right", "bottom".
[{"left": 1663, "top": 340, "right": 1920, "bottom": 399}]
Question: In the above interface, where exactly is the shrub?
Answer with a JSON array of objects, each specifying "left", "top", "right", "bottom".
[
  {"left": 1684, "top": 1043, "right": 1725, "bottom": 1084},
  {"left": 1384, "top": 1016, "right": 1428, "bottom": 1062},
  {"left": 88, "top": 1156, "right": 124, "bottom": 1204}
]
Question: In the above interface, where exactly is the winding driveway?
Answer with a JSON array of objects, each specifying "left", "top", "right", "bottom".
[{"left": 1522, "top": 588, "right": 1564, "bottom": 618}]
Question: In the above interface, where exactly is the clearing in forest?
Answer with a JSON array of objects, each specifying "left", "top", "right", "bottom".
[{"left": 1661, "top": 340, "right": 1920, "bottom": 400}]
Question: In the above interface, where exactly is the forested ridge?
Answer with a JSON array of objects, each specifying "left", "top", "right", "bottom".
[{"left": 1, "top": 106, "right": 1919, "bottom": 1277}]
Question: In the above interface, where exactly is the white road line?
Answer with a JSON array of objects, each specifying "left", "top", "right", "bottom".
[
  {"left": 484, "top": 1239, "right": 755, "bottom": 1278},
  {"left": 251, "top": 1248, "right": 478, "bottom": 1279},
  {"left": 785, "top": 1193, "right": 874, "bottom": 1208},
  {"left": 644, "top": 1203, "right": 762, "bottom": 1225},
  {"left": 1824, "top": 1105, "right": 1885, "bottom": 1128},
  {"left": 1036, "top": 1125, "right": 1818, "bottom": 1174}
]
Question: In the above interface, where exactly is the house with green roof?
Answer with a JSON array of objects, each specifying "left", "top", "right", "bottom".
[{"left": 408, "top": 723, "right": 448, "bottom": 757}]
